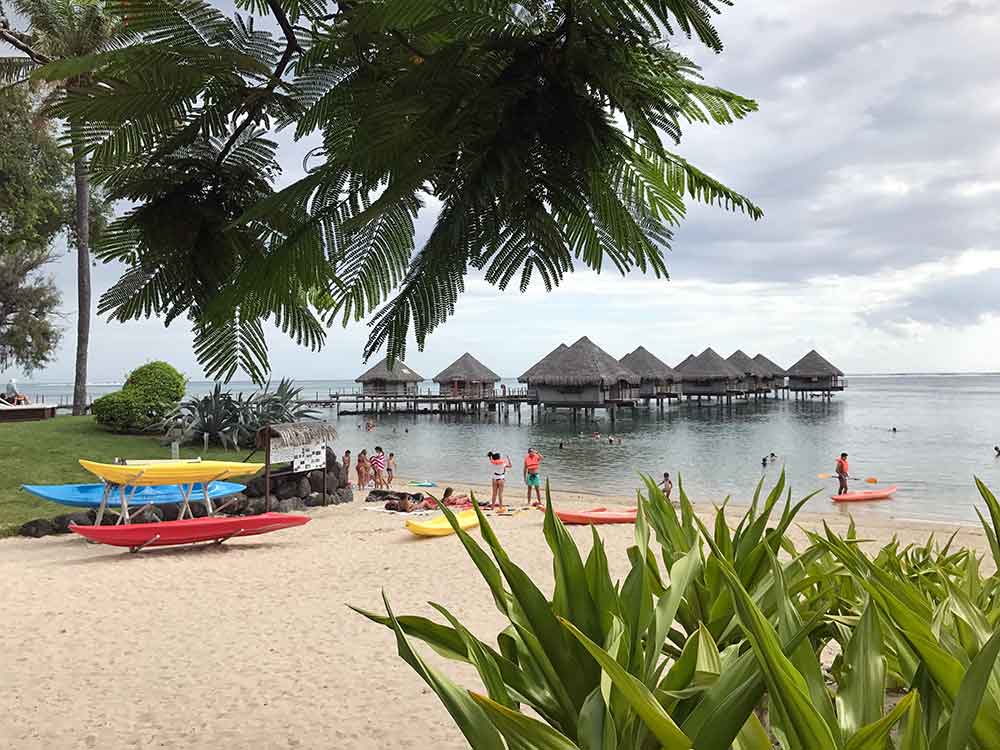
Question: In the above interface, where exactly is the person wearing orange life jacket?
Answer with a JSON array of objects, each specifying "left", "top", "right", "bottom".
[
  {"left": 523, "top": 448, "right": 544, "bottom": 507},
  {"left": 835, "top": 452, "right": 852, "bottom": 496}
]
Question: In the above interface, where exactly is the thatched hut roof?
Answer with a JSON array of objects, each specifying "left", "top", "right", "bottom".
[
  {"left": 518, "top": 343, "right": 568, "bottom": 383},
  {"left": 619, "top": 346, "right": 676, "bottom": 383},
  {"left": 676, "top": 354, "right": 695, "bottom": 370},
  {"left": 528, "top": 336, "right": 640, "bottom": 386},
  {"left": 433, "top": 353, "right": 501, "bottom": 384},
  {"left": 256, "top": 421, "right": 338, "bottom": 449},
  {"left": 727, "top": 349, "right": 768, "bottom": 378},
  {"left": 355, "top": 357, "right": 424, "bottom": 383},
  {"left": 675, "top": 347, "right": 742, "bottom": 381},
  {"left": 786, "top": 349, "right": 844, "bottom": 378},
  {"left": 753, "top": 353, "right": 788, "bottom": 378}
]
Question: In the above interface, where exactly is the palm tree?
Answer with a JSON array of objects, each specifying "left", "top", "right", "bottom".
[
  {"left": 17, "top": 0, "right": 764, "bottom": 381},
  {"left": 1, "top": 0, "right": 120, "bottom": 414}
]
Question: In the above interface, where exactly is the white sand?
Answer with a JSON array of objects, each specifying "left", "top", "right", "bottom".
[{"left": 0, "top": 480, "right": 989, "bottom": 749}]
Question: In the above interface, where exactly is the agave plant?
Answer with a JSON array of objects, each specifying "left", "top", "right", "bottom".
[
  {"left": 356, "top": 475, "right": 1000, "bottom": 749},
  {"left": 160, "top": 378, "right": 317, "bottom": 449}
]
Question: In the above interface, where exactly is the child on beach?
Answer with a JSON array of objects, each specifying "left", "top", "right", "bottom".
[
  {"left": 387, "top": 453, "right": 396, "bottom": 486},
  {"left": 488, "top": 452, "right": 512, "bottom": 509},
  {"left": 659, "top": 472, "right": 673, "bottom": 501}
]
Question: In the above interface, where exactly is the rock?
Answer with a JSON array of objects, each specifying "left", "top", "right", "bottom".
[
  {"left": 334, "top": 487, "right": 354, "bottom": 505},
  {"left": 158, "top": 503, "right": 181, "bottom": 522},
  {"left": 287, "top": 496, "right": 306, "bottom": 511},
  {"left": 275, "top": 478, "right": 299, "bottom": 500},
  {"left": 325, "top": 446, "right": 339, "bottom": 471},
  {"left": 131, "top": 506, "right": 164, "bottom": 524},
  {"left": 304, "top": 492, "right": 324, "bottom": 507},
  {"left": 274, "top": 499, "right": 295, "bottom": 513},
  {"left": 50, "top": 511, "right": 95, "bottom": 533},
  {"left": 217, "top": 493, "right": 248, "bottom": 515},
  {"left": 308, "top": 470, "right": 325, "bottom": 493},
  {"left": 329, "top": 470, "right": 346, "bottom": 490},
  {"left": 245, "top": 477, "right": 265, "bottom": 498},
  {"left": 99, "top": 511, "right": 121, "bottom": 526},
  {"left": 19, "top": 518, "right": 56, "bottom": 537},
  {"left": 188, "top": 502, "right": 208, "bottom": 518}
]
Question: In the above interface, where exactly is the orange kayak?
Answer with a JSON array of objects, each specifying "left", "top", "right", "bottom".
[
  {"left": 831, "top": 485, "right": 897, "bottom": 503},
  {"left": 552, "top": 507, "right": 637, "bottom": 525}
]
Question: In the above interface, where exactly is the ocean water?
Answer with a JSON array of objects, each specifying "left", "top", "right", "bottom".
[{"left": 16, "top": 375, "right": 1000, "bottom": 524}]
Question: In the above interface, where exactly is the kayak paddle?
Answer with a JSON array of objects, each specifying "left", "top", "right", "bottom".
[{"left": 818, "top": 473, "right": 879, "bottom": 483}]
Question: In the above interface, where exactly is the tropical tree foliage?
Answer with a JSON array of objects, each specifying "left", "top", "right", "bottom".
[
  {"left": 358, "top": 475, "right": 1000, "bottom": 749},
  {"left": 1, "top": 0, "right": 122, "bottom": 412},
  {"left": 25, "top": 0, "right": 762, "bottom": 382},
  {"left": 0, "top": 86, "right": 68, "bottom": 372}
]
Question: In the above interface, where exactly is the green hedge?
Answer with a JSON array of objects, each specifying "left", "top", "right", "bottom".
[{"left": 94, "top": 361, "right": 186, "bottom": 432}]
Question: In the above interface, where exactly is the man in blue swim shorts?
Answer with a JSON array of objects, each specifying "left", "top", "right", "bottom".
[{"left": 523, "top": 448, "right": 544, "bottom": 507}]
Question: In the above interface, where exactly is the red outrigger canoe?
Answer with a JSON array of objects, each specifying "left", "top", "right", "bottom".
[
  {"left": 70, "top": 513, "right": 310, "bottom": 552},
  {"left": 552, "top": 507, "right": 638, "bottom": 525},
  {"left": 831, "top": 486, "right": 897, "bottom": 503}
]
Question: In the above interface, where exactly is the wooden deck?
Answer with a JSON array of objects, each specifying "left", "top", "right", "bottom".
[{"left": 0, "top": 404, "right": 58, "bottom": 422}]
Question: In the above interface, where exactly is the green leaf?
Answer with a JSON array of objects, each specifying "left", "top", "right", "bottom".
[
  {"left": 946, "top": 625, "right": 1000, "bottom": 750},
  {"left": 844, "top": 691, "right": 916, "bottom": 750},
  {"left": 470, "top": 693, "right": 580, "bottom": 750},
  {"left": 380, "top": 593, "right": 505, "bottom": 750},
  {"left": 836, "top": 599, "right": 887, "bottom": 738},
  {"left": 901, "top": 692, "right": 930, "bottom": 750},
  {"left": 560, "top": 618, "right": 693, "bottom": 750},
  {"left": 732, "top": 712, "right": 772, "bottom": 750}
]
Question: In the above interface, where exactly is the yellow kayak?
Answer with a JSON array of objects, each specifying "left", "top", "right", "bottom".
[
  {"left": 79, "top": 459, "right": 264, "bottom": 486},
  {"left": 406, "top": 509, "right": 479, "bottom": 538}
]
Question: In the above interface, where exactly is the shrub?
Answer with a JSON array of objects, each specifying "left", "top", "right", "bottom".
[
  {"left": 94, "top": 361, "right": 186, "bottom": 432},
  {"left": 92, "top": 390, "right": 154, "bottom": 433}
]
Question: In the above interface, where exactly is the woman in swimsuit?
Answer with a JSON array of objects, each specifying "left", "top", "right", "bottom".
[
  {"left": 356, "top": 449, "right": 369, "bottom": 489},
  {"left": 342, "top": 450, "right": 352, "bottom": 486},
  {"left": 488, "top": 452, "right": 512, "bottom": 509}
]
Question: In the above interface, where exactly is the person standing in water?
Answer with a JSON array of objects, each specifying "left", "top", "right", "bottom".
[
  {"left": 371, "top": 447, "right": 387, "bottom": 489},
  {"left": 835, "top": 452, "right": 851, "bottom": 496},
  {"left": 523, "top": 448, "right": 544, "bottom": 507},
  {"left": 488, "top": 452, "right": 512, "bottom": 509}
]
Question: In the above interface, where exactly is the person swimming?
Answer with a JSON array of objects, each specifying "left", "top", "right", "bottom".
[
  {"left": 761, "top": 457, "right": 767, "bottom": 470},
  {"left": 769, "top": 452, "right": 777, "bottom": 462},
  {"left": 995, "top": 445, "right": 1000, "bottom": 458}
]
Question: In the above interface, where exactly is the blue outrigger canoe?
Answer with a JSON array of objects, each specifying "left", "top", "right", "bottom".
[{"left": 21, "top": 481, "right": 245, "bottom": 509}]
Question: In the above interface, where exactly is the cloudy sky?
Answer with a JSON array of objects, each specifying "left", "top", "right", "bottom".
[{"left": 16, "top": 0, "right": 1000, "bottom": 383}]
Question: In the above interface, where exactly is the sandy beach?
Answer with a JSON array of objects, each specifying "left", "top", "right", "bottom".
[{"left": 0, "top": 479, "right": 990, "bottom": 750}]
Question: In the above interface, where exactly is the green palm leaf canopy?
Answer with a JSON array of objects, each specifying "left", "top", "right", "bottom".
[{"left": 22, "top": 0, "right": 763, "bottom": 381}]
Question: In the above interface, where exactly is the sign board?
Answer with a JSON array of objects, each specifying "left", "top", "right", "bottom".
[{"left": 271, "top": 441, "right": 326, "bottom": 473}]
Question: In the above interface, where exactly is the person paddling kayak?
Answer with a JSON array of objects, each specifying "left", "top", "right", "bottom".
[{"left": 835, "top": 452, "right": 852, "bottom": 496}]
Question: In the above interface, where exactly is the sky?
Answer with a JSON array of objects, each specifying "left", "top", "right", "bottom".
[{"left": 12, "top": 0, "right": 1000, "bottom": 383}]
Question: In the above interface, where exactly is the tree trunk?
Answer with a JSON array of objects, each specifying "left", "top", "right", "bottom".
[{"left": 71, "top": 135, "right": 91, "bottom": 416}]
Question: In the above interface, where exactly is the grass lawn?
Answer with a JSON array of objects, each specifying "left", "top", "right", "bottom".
[{"left": 0, "top": 416, "right": 242, "bottom": 536}]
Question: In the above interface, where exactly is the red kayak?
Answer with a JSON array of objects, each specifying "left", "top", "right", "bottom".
[
  {"left": 70, "top": 513, "right": 310, "bottom": 551},
  {"left": 831, "top": 486, "right": 897, "bottom": 503},
  {"left": 553, "top": 507, "right": 638, "bottom": 525}
]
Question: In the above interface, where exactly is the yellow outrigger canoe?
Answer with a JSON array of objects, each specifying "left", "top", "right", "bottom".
[
  {"left": 406, "top": 509, "right": 479, "bottom": 538},
  {"left": 79, "top": 459, "right": 264, "bottom": 487}
]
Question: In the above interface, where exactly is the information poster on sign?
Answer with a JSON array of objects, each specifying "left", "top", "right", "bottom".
[{"left": 270, "top": 442, "right": 326, "bottom": 472}]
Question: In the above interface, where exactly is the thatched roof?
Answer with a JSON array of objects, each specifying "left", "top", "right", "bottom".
[
  {"left": 676, "top": 354, "right": 695, "bottom": 370},
  {"left": 727, "top": 349, "right": 768, "bottom": 378},
  {"left": 356, "top": 357, "right": 424, "bottom": 383},
  {"left": 518, "top": 343, "right": 568, "bottom": 383},
  {"left": 256, "top": 421, "right": 338, "bottom": 449},
  {"left": 786, "top": 349, "right": 844, "bottom": 377},
  {"left": 433, "top": 352, "right": 501, "bottom": 384},
  {"left": 753, "top": 353, "right": 788, "bottom": 378},
  {"left": 619, "top": 346, "right": 676, "bottom": 383},
  {"left": 675, "top": 347, "right": 742, "bottom": 381},
  {"left": 527, "top": 336, "right": 640, "bottom": 386}
]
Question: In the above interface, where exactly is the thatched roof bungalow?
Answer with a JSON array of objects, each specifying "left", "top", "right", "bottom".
[
  {"left": 675, "top": 347, "right": 741, "bottom": 396},
  {"left": 356, "top": 358, "right": 424, "bottom": 396},
  {"left": 620, "top": 346, "right": 678, "bottom": 397},
  {"left": 786, "top": 349, "right": 845, "bottom": 392},
  {"left": 433, "top": 353, "right": 501, "bottom": 398},
  {"left": 727, "top": 349, "right": 769, "bottom": 393},
  {"left": 526, "top": 337, "right": 640, "bottom": 406},
  {"left": 753, "top": 353, "right": 788, "bottom": 389},
  {"left": 676, "top": 354, "right": 696, "bottom": 370},
  {"left": 518, "top": 344, "right": 568, "bottom": 384}
]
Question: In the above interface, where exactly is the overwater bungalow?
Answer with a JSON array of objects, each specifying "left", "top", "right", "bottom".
[
  {"left": 753, "top": 353, "right": 788, "bottom": 393},
  {"left": 519, "top": 343, "right": 567, "bottom": 384},
  {"left": 676, "top": 354, "right": 696, "bottom": 370},
  {"left": 355, "top": 358, "right": 423, "bottom": 396},
  {"left": 727, "top": 349, "right": 769, "bottom": 395},
  {"left": 675, "top": 347, "right": 741, "bottom": 402},
  {"left": 786, "top": 349, "right": 846, "bottom": 398},
  {"left": 619, "top": 346, "right": 679, "bottom": 399},
  {"left": 525, "top": 336, "right": 640, "bottom": 408},
  {"left": 433, "top": 353, "right": 501, "bottom": 398}
]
